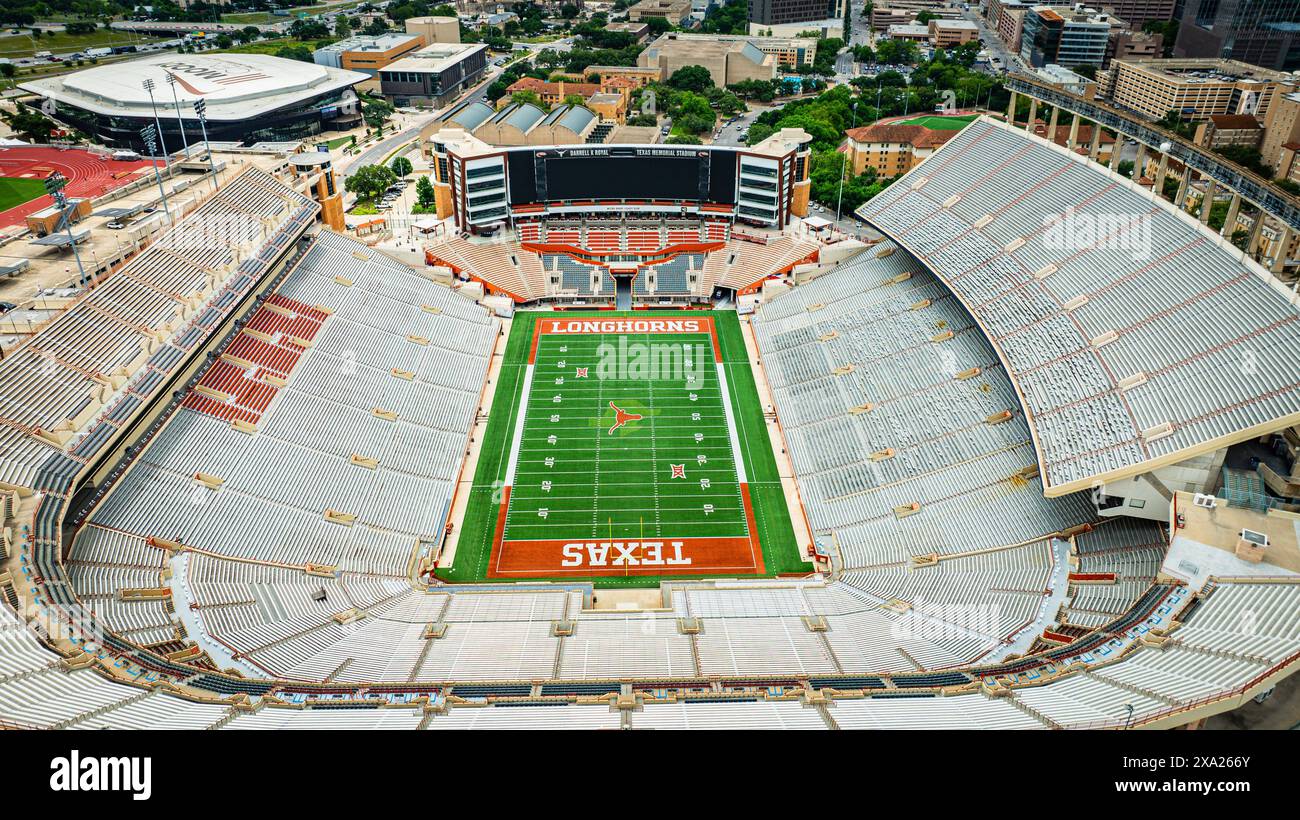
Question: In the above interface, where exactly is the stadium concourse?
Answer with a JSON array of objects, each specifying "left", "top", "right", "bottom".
[
  {"left": 0, "top": 117, "right": 1298, "bottom": 730},
  {"left": 0, "top": 145, "right": 159, "bottom": 231}
]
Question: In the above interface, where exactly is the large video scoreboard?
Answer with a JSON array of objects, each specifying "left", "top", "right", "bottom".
[{"left": 506, "top": 145, "right": 739, "bottom": 205}]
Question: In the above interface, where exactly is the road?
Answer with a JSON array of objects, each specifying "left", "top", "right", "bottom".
[{"left": 711, "top": 106, "right": 767, "bottom": 147}]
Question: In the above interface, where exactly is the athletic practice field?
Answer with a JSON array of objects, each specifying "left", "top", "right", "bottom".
[{"left": 447, "top": 311, "right": 803, "bottom": 586}]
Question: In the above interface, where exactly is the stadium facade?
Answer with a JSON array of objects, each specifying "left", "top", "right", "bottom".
[
  {"left": 21, "top": 54, "right": 368, "bottom": 153},
  {"left": 428, "top": 127, "right": 814, "bottom": 233}
]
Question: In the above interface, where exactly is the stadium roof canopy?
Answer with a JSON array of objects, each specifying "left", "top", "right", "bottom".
[
  {"left": 857, "top": 116, "right": 1300, "bottom": 497},
  {"left": 20, "top": 53, "right": 367, "bottom": 123},
  {"left": 29, "top": 231, "right": 90, "bottom": 246}
]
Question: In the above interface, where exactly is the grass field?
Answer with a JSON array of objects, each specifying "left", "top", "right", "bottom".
[
  {"left": 0, "top": 29, "right": 164, "bottom": 59},
  {"left": 0, "top": 177, "right": 47, "bottom": 212},
  {"left": 443, "top": 310, "right": 805, "bottom": 587},
  {"left": 213, "top": 38, "right": 329, "bottom": 57},
  {"left": 897, "top": 114, "right": 978, "bottom": 130}
]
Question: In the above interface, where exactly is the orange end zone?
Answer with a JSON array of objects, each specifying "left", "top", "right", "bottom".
[{"left": 487, "top": 483, "right": 766, "bottom": 578}]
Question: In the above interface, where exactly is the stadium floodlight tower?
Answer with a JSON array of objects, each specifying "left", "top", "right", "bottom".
[
  {"left": 140, "top": 77, "right": 171, "bottom": 168},
  {"left": 193, "top": 98, "right": 218, "bottom": 186},
  {"left": 140, "top": 124, "right": 173, "bottom": 223},
  {"left": 44, "top": 172, "right": 87, "bottom": 286},
  {"left": 165, "top": 73, "right": 192, "bottom": 158}
]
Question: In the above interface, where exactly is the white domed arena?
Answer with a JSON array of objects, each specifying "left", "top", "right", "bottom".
[{"left": 0, "top": 102, "right": 1297, "bottom": 775}]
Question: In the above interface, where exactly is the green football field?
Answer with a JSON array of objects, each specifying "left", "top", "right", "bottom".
[
  {"left": 896, "top": 114, "right": 978, "bottom": 130},
  {"left": 0, "top": 177, "right": 47, "bottom": 213},
  {"left": 443, "top": 310, "right": 806, "bottom": 587},
  {"left": 505, "top": 329, "right": 747, "bottom": 541}
]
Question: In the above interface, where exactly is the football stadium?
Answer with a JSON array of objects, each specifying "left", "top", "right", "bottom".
[{"left": 0, "top": 112, "right": 1299, "bottom": 738}]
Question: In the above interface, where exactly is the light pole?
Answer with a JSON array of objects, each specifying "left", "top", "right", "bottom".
[
  {"left": 44, "top": 172, "right": 87, "bottom": 286},
  {"left": 166, "top": 73, "right": 191, "bottom": 158},
  {"left": 141, "top": 77, "right": 170, "bottom": 168},
  {"left": 193, "top": 98, "right": 218, "bottom": 187},
  {"left": 835, "top": 101, "right": 859, "bottom": 225},
  {"left": 140, "top": 124, "right": 172, "bottom": 223}
]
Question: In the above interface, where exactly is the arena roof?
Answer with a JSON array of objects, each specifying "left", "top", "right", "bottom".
[
  {"left": 857, "top": 116, "right": 1300, "bottom": 496},
  {"left": 20, "top": 53, "right": 368, "bottom": 123}
]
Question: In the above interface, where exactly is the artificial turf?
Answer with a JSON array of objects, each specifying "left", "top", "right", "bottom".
[
  {"left": 440, "top": 310, "right": 806, "bottom": 588},
  {"left": 0, "top": 177, "right": 48, "bottom": 212}
]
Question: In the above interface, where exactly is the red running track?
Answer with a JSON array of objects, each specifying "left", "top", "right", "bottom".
[{"left": 0, "top": 146, "right": 159, "bottom": 229}]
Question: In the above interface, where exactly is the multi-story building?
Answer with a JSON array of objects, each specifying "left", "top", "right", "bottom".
[
  {"left": 887, "top": 23, "right": 932, "bottom": 41},
  {"left": 1106, "top": 27, "right": 1162, "bottom": 65},
  {"left": 929, "top": 19, "right": 980, "bottom": 46},
  {"left": 1261, "top": 92, "right": 1300, "bottom": 175},
  {"left": 404, "top": 15, "right": 461, "bottom": 44},
  {"left": 748, "top": 0, "right": 843, "bottom": 28},
  {"left": 1020, "top": 6, "right": 1113, "bottom": 69},
  {"left": 583, "top": 65, "right": 667, "bottom": 87},
  {"left": 637, "top": 32, "right": 781, "bottom": 87},
  {"left": 1174, "top": 0, "right": 1300, "bottom": 71},
  {"left": 1194, "top": 114, "right": 1265, "bottom": 150},
  {"left": 312, "top": 33, "right": 426, "bottom": 79},
  {"left": 991, "top": 2, "right": 1028, "bottom": 51},
  {"left": 288, "top": 151, "right": 345, "bottom": 231},
  {"left": 378, "top": 42, "right": 489, "bottom": 107},
  {"left": 1095, "top": 0, "right": 1175, "bottom": 28},
  {"left": 869, "top": 1, "right": 960, "bottom": 30},
  {"left": 843, "top": 118, "right": 963, "bottom": 176},
  {"left": 1098, "top": 58, "right": 1297, "bottom": 122},
  {"left": 605, "top": 21, "right": 652, "bottom": 42},
  {"left": 627, "top": 0, "right": 694, "bottom": 24},
  {"left": 1036, "top": 63, "right": 1098, "bottom": 97}
]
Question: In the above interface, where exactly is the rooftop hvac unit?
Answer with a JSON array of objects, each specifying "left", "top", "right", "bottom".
[
  {"left": 1192, "top": 493, "right": 1217, "bottom": 509},
  {"left": 1235, "top": 528, "right": 1269, "bottom": 563}
]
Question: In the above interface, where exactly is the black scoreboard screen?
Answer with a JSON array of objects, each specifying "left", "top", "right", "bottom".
[{"left": 506, "top": 146, "right": 738, "bottom": 205}]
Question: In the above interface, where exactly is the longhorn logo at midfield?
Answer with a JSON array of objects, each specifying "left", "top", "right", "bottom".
[{"left": 607, "top": 401, "right": 643, "bottom": 435}]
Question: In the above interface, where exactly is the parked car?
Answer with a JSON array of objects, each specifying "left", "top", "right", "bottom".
[
  {"left": 106, "top": 220, "right": 126, "bottom": 230},
  {"left": 0, "top": 301, "right": 16, "bottom": 314}
]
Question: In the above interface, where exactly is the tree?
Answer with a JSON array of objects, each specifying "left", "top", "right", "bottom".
[
  {"left": 1155, "top": 109, "right": 1195, "bottom": 139},
  {"left": 0, "top": 62, "right": 15, "bottom": 88},
  {"left": 415, "top": 175, "right": 436, "bottom": 208},
  {"left": 1, "top": 101, "right": 57, "bottom": 143},
  {"left": 391, "top": 156, "right": 413, "bottom": 178},
  {"left": 346, "top": 164, "right": 397, "bottom": 201},
  {"left": 289, "top": 19, "right": 330, "bottom": 40},
  {"left": 729, "top": 79, "right": 779, "bottom": 102},
  {"left": 666, "top": 134, "right": 702, "bottom": 144},
  {"left": 335, "top": 15, "right": 352, "bottom": 38},
  {"left": 362, "top": 93, "right": 395, "bottom": 128},
  {"left": 668, "top": 64, "right": 713, "bottom": 92},
  {"left": 700, "top": 0, "right": 747, "bottom": 35},
  {"left": 670, "top": 92, "right": 716, "bottom": 135},
  {"left": 641, "top": 16, "right": 673, "bottom": 36},
  {"left": 875, "top": 38, "right": 919, "bottom": 66},
  {"left": 275, "top": 45, "right": 314, "bottom": 62},
  {"left": 1215, "top": 144, "right": 1270, "bottom": 176}
]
